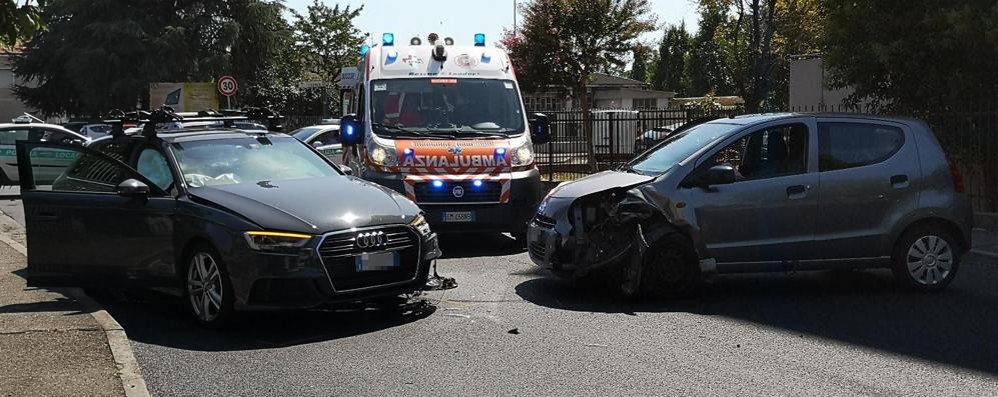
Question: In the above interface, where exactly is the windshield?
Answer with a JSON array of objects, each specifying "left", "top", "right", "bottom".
[
  {"left": 627, "top": 123, "right": 740, "bottom": 174},
  {"left": 171, "top": 137, "right": 339, "bottom": 187},
  {"left": 370, "top": 78, "right": 525, "bottom": 138}
]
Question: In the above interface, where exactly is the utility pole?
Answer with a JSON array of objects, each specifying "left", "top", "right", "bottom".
[{"left": 513, "top": 1, "right": 517, "bottom": 37}]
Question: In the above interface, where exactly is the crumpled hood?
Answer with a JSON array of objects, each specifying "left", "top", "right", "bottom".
[
  {"left": 550, "top": 171, "right": 654, "bottom": 198},
  {"left": 189, "top": 176, "right": 416, "bottom": 234}
]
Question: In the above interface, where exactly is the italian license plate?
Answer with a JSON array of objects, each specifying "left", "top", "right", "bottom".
[
  {"left": 354, "top": 251, "right": 400, "bottom": 272},
  {"left": 442, "top": 211, "right": 475, "bottom": 223}
]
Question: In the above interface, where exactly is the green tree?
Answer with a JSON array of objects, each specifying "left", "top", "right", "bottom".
[
  {"left": 0, "top": 0, "right": 46, "bottom": 50},
  {"left": 822, "top": 0, "right": 998, "bottom": 111},
  {"left": 13, "top": 0, "right": 294, "bottom": 117},
  {"left": 686, "top": 3, "right": 730, "bottom": 96},
  {"left": 651, "top": 23, "right": 691, "bottom": 95},
  {"left": 290, "top": 1, "right": 366, "bottom": 84},
  {"left": 628, "top": 44, "right": 651, "bottom": 82},
  {"left": 504, "top": 0, "right": 656, "bottom": 170}
]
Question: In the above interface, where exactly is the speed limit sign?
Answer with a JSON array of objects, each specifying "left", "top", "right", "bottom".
[{"left": 217, "top": 76, "right": 238, "bottom": 97}]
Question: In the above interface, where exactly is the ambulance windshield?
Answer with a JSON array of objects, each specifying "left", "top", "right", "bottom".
[{"left": 370, "top": 78, "right": 525, "bottom": 138}]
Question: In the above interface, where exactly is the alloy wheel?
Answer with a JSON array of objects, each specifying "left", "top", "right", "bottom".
[
  {"left": 187, "top": 252, "right": 224, "bottom": 323},
  {"left": 906, "top": 235, "right": 954, "bottom": 286}
]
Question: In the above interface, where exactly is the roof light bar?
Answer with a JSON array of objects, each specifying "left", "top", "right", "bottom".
[
  {"left": 383, "top": 32, "right": 395, "bottom": 46},
  {"left": 474, "top": 33, "right": 486, "bottom": 46}
]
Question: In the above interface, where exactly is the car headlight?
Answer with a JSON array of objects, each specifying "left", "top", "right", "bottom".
[
  {"left": 512, "top": 142, "right": 534, "bottom": 166},
  {"left": 369, "top": 143, "right": 398, "bottom": 166},
  {"left": 244, "top": 231, "right": 313, "bottom": 251},
  {"left": 410, "top": 214, "right": 432, "bottom": 237}
]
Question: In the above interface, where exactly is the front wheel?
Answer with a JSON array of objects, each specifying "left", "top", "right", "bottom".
[
  {"left": 639, "top": 233, "right": 701, "bottom": 299},
  {"left": 185, "top": 244, "right": 235, "bottom": 328},
  {"left": 891, "top": 227, "right": 960, "bottom": 291}
]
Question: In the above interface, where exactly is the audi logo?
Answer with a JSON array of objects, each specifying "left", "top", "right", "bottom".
[{"left": 355, "top": 231, "right": 387, "bottom": 249}]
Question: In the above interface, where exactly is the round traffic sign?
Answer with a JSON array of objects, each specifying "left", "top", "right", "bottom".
[{"left": 217, "top": 76, "right": 238, "bottom": 97}]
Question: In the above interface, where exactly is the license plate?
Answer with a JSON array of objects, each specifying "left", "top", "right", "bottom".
[
  {"left": 442, "top": 211, "right": 475, "bottom": 223},
  {"left": 355, "top": 251, "right": 400, "bottom": 272}
]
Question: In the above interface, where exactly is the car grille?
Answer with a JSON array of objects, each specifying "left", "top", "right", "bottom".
[
  {"left": 532, "top": 214, "right": 557, "bottom": 229},
  {"left": 414, "top": 180, "right": 502, "bottom": 204},
  {"left": 528, "top": 240, "right": 547, "bottom": 261},
  {"left": 317, "top": 225, "right": 420, "bottom": 291}
]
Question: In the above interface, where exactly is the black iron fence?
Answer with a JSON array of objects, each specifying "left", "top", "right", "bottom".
[{"left": 529, "top": 105, "right": 998, "bottom": 212}]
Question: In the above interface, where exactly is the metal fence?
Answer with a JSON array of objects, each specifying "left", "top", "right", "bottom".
[{"left": 529, "top": 105, "right": 998, "bottom": 212}]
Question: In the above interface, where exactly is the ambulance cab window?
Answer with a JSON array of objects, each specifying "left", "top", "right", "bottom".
[{"left": 370, "top": 79, "right": 525, "bottom": 138}]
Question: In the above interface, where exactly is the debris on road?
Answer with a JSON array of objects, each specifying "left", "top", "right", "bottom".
[
  {"left": 424, "top": 261, "right": 458, "bottom": 291},
  {"left": 507, "top": 328, "right": 520, "bottom": 335},
  {"left": 443, "top": 313, "right": 471, "bottom": 319}
]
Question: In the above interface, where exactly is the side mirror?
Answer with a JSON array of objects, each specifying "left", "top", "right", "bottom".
[
  {"left": 529, "top": 113, "right": 551, "bottom": 145},
  {"left": 338, "top": 164, "right": 353, "bottom": 176},
  {"left": 116, "top": 179, "right": 150, "bottom": 197},
  {"left": 339, "top": 114, "right": 362, "bottom": 146},
  {"left": 312, "top": 140, "right": 323, "bottom": 148},
  {"left": 698, "top": 165, "right": 736, "bottom": 187}
]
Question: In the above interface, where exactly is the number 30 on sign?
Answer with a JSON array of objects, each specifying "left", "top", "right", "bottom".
[{"left": 217, "top": 76, "right": 238, "bottom": 97}]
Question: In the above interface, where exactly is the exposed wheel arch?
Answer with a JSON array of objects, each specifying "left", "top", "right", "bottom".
[{"left": 895, "top": 217, "right": 967, "bottom": 255}]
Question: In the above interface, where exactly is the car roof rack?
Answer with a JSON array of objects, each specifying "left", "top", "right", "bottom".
[{"left": 101, "top": 106, "right": 283, "bottom": 139}]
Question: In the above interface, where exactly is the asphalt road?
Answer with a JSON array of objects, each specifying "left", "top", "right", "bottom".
[
  {"left": 4, "top": 197, "right": 998, "bottom": 395},
  {"left": 85, "top": 233, "right": 998, "bottom": 396}
]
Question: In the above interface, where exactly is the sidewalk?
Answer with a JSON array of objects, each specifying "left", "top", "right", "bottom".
[{"left": 0, "top": 214, "right": 143, "bottom": 396}]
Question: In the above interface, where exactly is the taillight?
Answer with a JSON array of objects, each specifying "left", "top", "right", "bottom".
[{"left": 948, "top": 159, "right": 965, "bottom": 193}]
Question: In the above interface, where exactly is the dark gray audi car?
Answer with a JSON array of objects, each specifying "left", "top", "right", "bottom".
[
  {"left": 529, "top": 113, "right": 972, "bottom": 296},
  {"left": 18, "top": 119, "right": 440, "bottom": 327}
]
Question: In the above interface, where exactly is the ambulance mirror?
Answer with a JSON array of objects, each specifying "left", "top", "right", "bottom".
[
  {"left": 529, "top": 113, "right": 551, "bottom": 145},
  {"left": 340, "top": 115, "right": 362, "bottom": 146}
]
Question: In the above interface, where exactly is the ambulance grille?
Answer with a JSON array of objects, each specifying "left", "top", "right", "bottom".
[{"left": 414, "top": 180, "right": 502, "bottom": 204}]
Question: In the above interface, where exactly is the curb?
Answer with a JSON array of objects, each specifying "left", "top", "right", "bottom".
[{"left": 0, "top": 213, "right": 150, "bottom": 397}]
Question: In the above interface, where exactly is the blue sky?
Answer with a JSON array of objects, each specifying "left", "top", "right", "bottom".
[{"left": 283, "top": 0, "right": 700, "bottom": 47}]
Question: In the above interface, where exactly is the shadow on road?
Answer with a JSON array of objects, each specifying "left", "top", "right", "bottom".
[
  {"left": 515, "top": 257, "right": 998, "bottom": 375},
  {"left": 95, "top": 290, "right": 436, "bottom": 352},
  {"left": 437, "top": 232, "right": 526, "bottom": 259}
]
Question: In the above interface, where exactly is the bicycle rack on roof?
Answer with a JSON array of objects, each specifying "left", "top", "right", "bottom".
[{"left": 101, "top": 106, "right": 283, "bottom": 139}]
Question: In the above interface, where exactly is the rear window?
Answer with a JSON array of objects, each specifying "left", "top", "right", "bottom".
[{"left": 818, "top": 123, "right": 904, "bottom": 171}]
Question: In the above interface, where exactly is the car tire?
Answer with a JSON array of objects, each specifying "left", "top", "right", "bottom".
[
  {"left": 184, "top": 244, "right": 235, "bottom": 328},
  {"left": 891, "top": 226, "right": 960, "bottom": 291},
  {"left": 639, "top": 233, "right": 701, "bottom": 299}
]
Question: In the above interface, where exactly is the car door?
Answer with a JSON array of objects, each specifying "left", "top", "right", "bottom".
[
  {"left": 17, "top": 141, "right": 176, "bottom": 285},
  {"left": 310, "top": 129, "right": 344, "bottom": 164},
  {"left": 680, "top": 119, "right": 819, "bottom": 265},
  {"left": 0, "top": 126, "right": 30, "bottom": 183},
  {"left": 813, "top": 119, "right": 918, "bottom": 259}
]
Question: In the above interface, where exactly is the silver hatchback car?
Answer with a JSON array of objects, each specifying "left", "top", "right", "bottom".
[{"left": 528, "top": 114, "right": 972, "bottom": 296}]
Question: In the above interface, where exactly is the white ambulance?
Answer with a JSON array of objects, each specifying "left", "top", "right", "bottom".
[{"left": 339, "top": 33, "right": 551, "bottom": 238}]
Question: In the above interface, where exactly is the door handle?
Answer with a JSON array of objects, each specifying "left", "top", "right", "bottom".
[
  {"left": 786, "top": 185, "right": 810, "bottom": 199},
  {"left": 891, "top": 174, "right": 910, "bottom": 189}
]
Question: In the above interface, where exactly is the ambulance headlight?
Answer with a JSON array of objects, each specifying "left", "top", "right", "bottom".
[
  {"left": 369, "top": 143, "right": 398, "bottom": 167},
  {"left": 512, "top": 142, "right": 534, "bottom": 166}
]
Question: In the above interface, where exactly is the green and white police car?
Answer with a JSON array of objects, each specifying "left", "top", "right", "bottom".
[
  {"left": 290, "top": 123, "right": 343, "bottom": 165},
  {"left": 0, "top": 122, "right": 89, "bottom": 184}
]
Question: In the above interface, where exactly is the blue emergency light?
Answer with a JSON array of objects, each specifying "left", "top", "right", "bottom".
[
  {"left": 474, "top": 33, "right": 486, "bottom": 47},
  {"left": 383, "top": 32, "right": 395, "bottom": 46},
  {"left": 495, "top": 147, "right": 506, "bottom": 156},
  {"left": 360, "top": 44, "right": 370, "bottom": 55},
  {"left": 472, "top": 179, "right": 484, "bottom": 188},
  {"left": 403, "top": 148, "right": 413, "bottom": 156},
  {"left": 432, "top": 180, "right": 444, "bottom": 189}
]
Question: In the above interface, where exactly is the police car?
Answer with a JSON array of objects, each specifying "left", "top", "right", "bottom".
[
  {"left": 290, "top": 123, "right": 343, "bottom": 165},
  {"left": 0, "top": 120, "right": 89, "bottom": 184}
]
